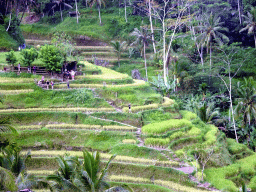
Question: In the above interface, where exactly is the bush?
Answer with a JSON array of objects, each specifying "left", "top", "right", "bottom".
[{"left": 40, "top": 44, "right": 63, "bottom": 73}]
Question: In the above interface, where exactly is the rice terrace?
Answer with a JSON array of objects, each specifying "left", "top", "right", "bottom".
[{"left": 1, "top": 0, "right": 256, "bottom": 192}]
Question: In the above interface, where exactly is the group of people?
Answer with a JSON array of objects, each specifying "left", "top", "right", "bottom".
[
  {"left": 37, "top": 76, "right": 54, "bottom": 90},
  {"left": 63, "top": 70, "right": 76, "bottom": 81}
]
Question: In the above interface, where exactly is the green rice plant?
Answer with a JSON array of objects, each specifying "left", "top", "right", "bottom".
[
  {"left": 0, "top": 83, "right": 35, "bottom": 90},
  {"left": 108, "top": 175, "right": 150, "bottom": 183},
  {"left": 45, "top": 124, "right": 101, "bottom": 129},
  {"left": 187, "top": 126, "right": 201, "bottom": 136},
  {"left": 248, "top": 176, "right": 256, "bottom": 190},
  {"left": 0, "top": 89, "right": 34, "bottom": 95},
  {"left": 154, "top": 180, "right": 210, "bottom": 192},
  {"left": 122, "top": 139, "right": 137, "bottom": 144},
  {"left": 169, "top": 137, "right": 200, "bottom": 150},
  {"left": 54, "top": 79, "right": 146, "bottom": 89},
  {"left": 145, "top": 138, "right": 170, "bottom": 147},
  {"left": 0, "top": 77, "right": 35, "bottom": 83},
  {"left": 0, "top": 107, "right": 115, "bottom": 113},
  {"left": 23, "top": 150, "right": 179, "bottom": 167},
  {"left": 179, "top": 110, "right": 197, "bottom": 120},
  {"left": 102, "top": 125, "right": 136, "bottom": 131},
  {"left": 123, "top": 103, "right": 159, "bottom": 113},
  {"left": 16, "top": 125, "right": 42, "bottom": 130},
  {"left": 226, "top": 138, "right": 253, "bottom": 157},
  {"left": 161, "top": 97, "right": 174, "bottom": 107},
  {"left": 174, "top": 149, "right": 185, "bottom": 157},
  {"left": 27, "top": 170, "right": 55, "bottom": 175},
  {"left": 77, "top": 61, "right": 129, "bottom": 80},
  {"left": 109, "top": 182, "right": 171, "bottom": 192},
  {"left": 204, "top": 166, "right": 239, "bottom": 191},
  {"left": 43, "top": 124, "right": 135, "bottom": 131},
  {"left": 110, "top": 144, "right": 167, "bottom": 161},
  {"left": 169, "top": 131, "right": 185, "bottom": 140},
  {"left": 203, "top": 125, "right": 218, "bottom": 146},
  {"left": 73, "top": 77, "right": 133, "bottom": 85},
  {"left": 142, "top": 119, "right": 192, "bottom": 135}
]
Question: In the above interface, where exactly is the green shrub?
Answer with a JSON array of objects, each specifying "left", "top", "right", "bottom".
[{"left": 142, "top": 119, "right": 192, "bottom": 135}]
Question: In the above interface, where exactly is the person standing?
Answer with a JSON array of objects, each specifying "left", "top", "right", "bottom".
[
  {"left": 46, "top": 80, "right": 50, "bottom": 90},
  {"left": 71, "top": 70, "right": 75, "bottom": 80},
  {"left": 18, "top": 63, "right": 21, "bottom": 73},
  {"left": 51, "top": 81, "right": 54, "bottom": 90},
  {"left": 67, "top": 80, "right": 70, "bottom": 89},
  {"left": 128, "top": 104, "right": 131, "bottom": 113},
  {"left": 33, "top": 66, "right": 36, "bottom": 74}
]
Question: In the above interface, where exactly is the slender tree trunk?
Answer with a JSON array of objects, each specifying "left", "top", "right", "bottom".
[
  {"left": 254, "top": 33, "right": 256, "bottom": 48},
  {"left": 125, "top": 0, "right": 127, "bottom": 22},
  {"left": 75, "top": 0, "right": 79, "bottom": 24},
  {"left": 144, "top": 42, "right": 148, "bottom": 81},
  {"left": 228, "top": 64, "right": 238, "bottom": 143},
  {"left": 98, "top": 5, "right": 102, "bottom": 25},
  {"left": 60, "top": 5, "right": 63, "bottom": 21},
  {"left": 118, "top": 52, "right": 120, "bottom": 67},
  {"left": 200, "top": 45, "right": 204, "bottom": 71},
  {"left": 163, "top": 21, "right": 168, "bottom": 86},
  {"left": 6, "top": 12, "right": 12, "bottom": 32},
  {"left": 238, "top": 0, "right": 242, "bottom": 24},
  {"left": 210, "top": 43, "right": 212, "bottom": 72},
  {"left": 148, "top": 0, "right": 156, "bottom": 53}
]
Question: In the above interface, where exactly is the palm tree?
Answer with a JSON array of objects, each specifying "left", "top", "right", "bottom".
[
  {"left": 73, "top": 150, "right": 116, "bottom": 192},
  {"left": 89, "top": 0, "right": 106, "bottom": 25},
  {"left": 235, "top": 77, "right": 256, "bottom": 126},
  {"left": 0, "top": 117, "right": 17, "bottom": 134},
  {"left": 240, "top": 6, "right": 256, "bottom": 48},
  {"left": 197, "top": 102, "right": 220, "bottom": 124},
  {"left": 46, "top": 155, "right": 80, "bottom": 191},
  {"left": 0, "top": 166, "right": 18, "bottom": 191},
  {"left": 0, "top": 146, "right": 31, "bottom": 177},
  {"left": 47, "top": 150, "right": 128, "bottom": 192},
  {"left": 130, "top": 27, "right": 151, "bottom": 81},
  {"left": 196, "top": 13, "right": 229, "bottom": 71},
  {"left": 109, "top": 40, "right": 126, "bottom": 67}
]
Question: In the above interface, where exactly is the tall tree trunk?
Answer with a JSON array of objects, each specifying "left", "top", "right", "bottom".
[
  {"left": 98, "top": 5, "right": 102, "bottom": 25},
  {"left": 125, "top": 0, "right": 127, "bottom": 22},
  {"left": 254, "top": 33, "right": 256, "bottom": 48},
  {"left": 6, "top": 12, "right": 12, "bottom": 32},
  {"left": 238, "top": 0, "right": 242, "bottom": 24},
  {"left": 60, "top": 5, "right": 63, "bottom": 22},
  {"left": 163, "top": 21, "right": 168, "bottom": 86},
  {"left": 75, "top": 0, "right": 79, "bottom": 24},
  {"left": 148, "top": 0, "right": 156, "bottom": 54},
  {"left": 210, "top": 43, "right": 212, "bottom": 72},
  {"left": 144, "top": 42, "right": 148, "bottom": 81}
]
